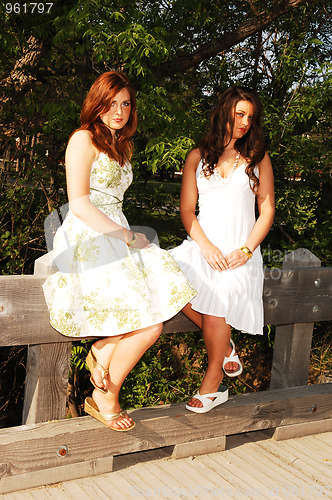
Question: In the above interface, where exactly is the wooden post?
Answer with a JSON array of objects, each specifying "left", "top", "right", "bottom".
[
  {"left": 22, "top": 253, "right": 71, "bottom": 424},
  {"left": 269, "top": 248, "right": 321, "bottom": 389}
]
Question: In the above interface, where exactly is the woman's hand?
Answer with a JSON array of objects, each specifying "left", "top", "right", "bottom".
[
  {"left": 226, "top": 248, "right": 249, "bottom": 270},
  {"left": 131, "top": 232, "right": 150, "bottom": 250},
  {"left": 201, "top": 242, "right": 228, "bottom": 272}
]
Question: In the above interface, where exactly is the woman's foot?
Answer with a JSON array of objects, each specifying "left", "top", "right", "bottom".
[
  {"left": 223, "top": 339, "right": 243, "bottom": 377},
  {"left": 86, "top": 348, "right": 110, "bottom": 393},
  {"left": 89, "top": 389, "right": 134, "bottom": 431},
  {"left": 87, "top": 339, "right": 121, "bottom": 392},
  {"left": 187, "top": 367, "right": 223, "bottom": 409}
]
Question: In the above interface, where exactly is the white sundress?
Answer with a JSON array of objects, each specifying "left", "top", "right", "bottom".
[
  {"left": 43, "top": 152, "right": 197, "bottom": 338},
  {"left": 169, "top": 159, "right": 264, "bottom": 335}
]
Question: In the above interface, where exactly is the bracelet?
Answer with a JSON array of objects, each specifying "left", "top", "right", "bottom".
[
  {"left": 240, "top": 245, "right": 253, "bottom": 259},
  {"left": 127, "top": 231, "right": 137, "bottom": 248}
]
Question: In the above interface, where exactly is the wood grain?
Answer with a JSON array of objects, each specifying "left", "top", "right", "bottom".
[
  {"left": 22, "top": 342, "right": 72, "bottom": 424},
  {"left": 0, "top": 384, "right": 331, "bottom": 484},
  {"left": 1, "top": 266, "right": 331, "bottom": 346},
  {"left": 270, "top": 248, "right": 323, "bottom": 389},
  {"left": 272, "top": 417, "right": 332, "bottom": 440}
]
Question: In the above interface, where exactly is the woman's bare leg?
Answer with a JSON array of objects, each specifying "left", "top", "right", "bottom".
[
  {"left": 182, "top": 303, "right": 202, "bottom": 329},
  {"left": 93, "top": 322, "right": 163, "bottom": 430},
  {"left": 188, "top": 315, "right": 231, "bottom": 409},
  {"left": 182, "top": 304, "right": 240, "bottom": 373},
  {"left": 90, "top": 336, "right": 123, "bottom": 391}
]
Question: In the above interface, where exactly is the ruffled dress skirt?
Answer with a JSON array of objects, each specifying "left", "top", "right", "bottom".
[
  {"left": 43, "top": 153, "right": 197, "bottom": 338},
  {"left": 169, "top": 160, "right": 264, "bottom": 335}
]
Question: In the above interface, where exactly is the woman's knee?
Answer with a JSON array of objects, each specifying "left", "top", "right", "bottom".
[
  {"left": 203, "top": 315, "right": 230, "bottom": 331},
  {"left": 146, "top": 322, "right": 163, "bottom": 343}
]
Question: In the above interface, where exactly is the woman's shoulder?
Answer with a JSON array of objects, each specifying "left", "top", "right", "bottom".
[
  {"left": 257, "top": 152, "right": 272, "bottom": 170},
  {"left": 68, "top": 128, "right": 93, "bottom": 146},
  {"left": 66, "top": 129, "right": 99, "bottom": 160},
  {"left": 185, "top": 148, "right": 202, "bottom": 170},
  {"left": 187, "top": 148, "right": 201, "bottom": 162}
]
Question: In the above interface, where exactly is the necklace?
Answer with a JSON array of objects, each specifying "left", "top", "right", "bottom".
[
  {"left": 232, "top": 151, "right": 241, "bottom": 173},
  {"left": 214, "top": 150, "right": 241, "bottom": 179}
]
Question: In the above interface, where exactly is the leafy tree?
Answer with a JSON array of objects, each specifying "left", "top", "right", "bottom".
[
  {"left": 0, "top": 0, "right": 330, "bottom": 269},
  {"left": 0, "top": 0, "right": 331, "bottom": 418}
]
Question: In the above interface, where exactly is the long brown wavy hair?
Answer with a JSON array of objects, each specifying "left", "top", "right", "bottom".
[
  {"left": 199, "top": 86, "right": 265, "bottom": 192},
  {"left": 79, "top": 71, "right": 137, "bottom": 166}
]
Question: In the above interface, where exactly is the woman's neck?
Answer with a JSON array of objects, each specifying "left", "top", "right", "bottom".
[{"left": 224, "top": 139, "right": 236, "bottom": 151}]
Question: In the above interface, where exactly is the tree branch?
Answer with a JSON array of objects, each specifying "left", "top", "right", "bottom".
[
  {"left": 153, "top": 0, "right": 317, "bottom": 78},
  {"left": 1, "top": 36, "right": 51, "bottom": 94}
]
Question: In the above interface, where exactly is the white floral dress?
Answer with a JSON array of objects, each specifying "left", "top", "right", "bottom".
[
  {"left": 43, "top": 152, "right": 196, "bottom": 338},
  {"left": 169, "top": 160, "right": 264, "bottom": 335}
]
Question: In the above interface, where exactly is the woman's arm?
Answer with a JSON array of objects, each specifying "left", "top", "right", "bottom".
[
  {"left": 65, "top": 130, "right": 149, "bottom": 248},
  {"left": 180, "top": 148, "right": 228, "bottom": 272},
  {"left": 226, "top": 152, "right": 275, "bottom": 269}
]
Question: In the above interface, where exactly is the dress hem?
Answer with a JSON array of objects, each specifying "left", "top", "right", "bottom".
[
  {"left": 190, "top": 304, "right": 263, "bottom": 336},
  {"left": 49, "top": 292, "right": 197, "bottom": 339}
]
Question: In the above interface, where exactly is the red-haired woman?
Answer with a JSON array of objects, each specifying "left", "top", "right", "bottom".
[
  {"left": 170, "top": 87, "right": 275, "bottom": 413},
  {"left": 43, "top": 71, "right": 196, "bottom": 431}
]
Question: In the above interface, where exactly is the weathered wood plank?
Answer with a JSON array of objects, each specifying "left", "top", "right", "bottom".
[
  {"left": 21, "top": 264, "right": 73, "bottom": 425},
  {"left": 22, "top": 342, "right": 72, "bottom": 424},
  {"left": 252, "top": 433, "right": 332, "bottom": 497},
  {"left": 1, "top": 266, "right": 331, "bottom": 346},
  {"left": 61, "top": 477, "right": 111, "bottom": 500},
  {"left": 172, "top": 436, "right": 226, "bottom": 459},
  {"left": 263, "top": 266, "right": 332, "bottom": 324},
  {"left": 269, "top": 323, "right": 315, "bottom": 389},
  {"left": 0, "top": 384, "right": 331, "bottom": 494},
  {"left": 197, "top": 452, "right": 267, "bottom": 496},
  {"left": 0, "top": 275, "right": 70, "bottom": 346},
  {"left": 0, "top": 456, "right": 114, "bottom": 496},
  {"left": 272, "top": 417, "right": 332, "bottom": 441},
  {"left": 270, "top": 248, "right": 323, "bottom": 390}
]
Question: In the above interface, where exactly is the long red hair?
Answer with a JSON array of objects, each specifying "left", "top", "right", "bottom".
[{"left": 80, "top": 71, "right": 137, "bottom": 166}]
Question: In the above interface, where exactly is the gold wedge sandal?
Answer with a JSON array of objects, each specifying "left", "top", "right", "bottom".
[
  {"left": 86, "top": 349, "right": 110, "bottom": 394},
  {"left": 84, "top": 397, "right": 135, "bottom": 431}
]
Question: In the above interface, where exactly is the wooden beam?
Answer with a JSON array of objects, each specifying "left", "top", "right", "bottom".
[
  {"left": 272, "top": 417, "right": 332, "bottom": 441},
  {"left": 172, "top": 436, "right": 226, "bottom": 459},
  {"left": 22, "top": 342, "right": 72, "bottom": 424},
  {"left": 263, "top": 266, "right": 332, "bottom": 324},
  {"left": 1, "top": 265, "right": 331, "bottom": 346},
  {"left": 22, "top": 263, "right": 72, "bottom": 425},
  {"left": 270, "top": 249, "right": 322, "bottom": 389},
  {"left": 0, "top": 384, "right": 331, "bottom": 494}
]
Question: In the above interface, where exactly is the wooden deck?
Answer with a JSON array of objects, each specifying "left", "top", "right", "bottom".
[
  {"left": 1, "top": 249, "right": 331, "bottom": 497},
  {"left": 2, "top": 430, "right": 331, "bottom": 499}
]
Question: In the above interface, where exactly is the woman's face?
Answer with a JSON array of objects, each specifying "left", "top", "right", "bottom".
[
  {"left": 100, "top": 88, "right": 131, "bottom": 136},
  {"left": 231, "top": 100, "right": 254, "bottom": 140}
]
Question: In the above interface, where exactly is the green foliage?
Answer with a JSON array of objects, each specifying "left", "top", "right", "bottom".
[
  {"left": 0, "top": 0, "right": 331, "bottom": 417},
  {"left": 120, "top": 331, "right": 208, "bottom": 408},
  {"left": 143, "top": 136, "right": 195, "bottom": 173},
  {"left": 70, "top": 341, "right": 91, "bottom": 373}
]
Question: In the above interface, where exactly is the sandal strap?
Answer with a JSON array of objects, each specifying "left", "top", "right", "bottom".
[
  {"left": 223, "top": 339, "right": 239, "bottom": 367},
  {"left": 99, "top": 410, "right": 127, "bottom": 421},
  {"left": 87, "top": 350, "right": 109, "bottom": 379},
  {"left": 94, "top": 361, "right": 109, "bottom": 379},
  {"left": 193, "top": 390, "right": 224, "bottom": 403},
  {"left": 225, "top": 339, "right": 236, "bottom": 360}
]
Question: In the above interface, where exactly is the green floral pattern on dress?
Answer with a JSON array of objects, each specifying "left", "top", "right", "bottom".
[
  {"left": 43, "top": 152, "right": 197, "bottom": 338},
  {"left": 91, "top": 156, "right": 122, "bottom": 188},
  {"left": 50, "top": 310, "right": 81, "bottom": 336}
]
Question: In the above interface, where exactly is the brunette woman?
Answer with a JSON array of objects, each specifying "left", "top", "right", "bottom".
[
  {"left": 170, "top": 86, "right": 275, "bottom": 413},
  {"left": 43, "top": 71, "right": 196, "bottom": 430}
]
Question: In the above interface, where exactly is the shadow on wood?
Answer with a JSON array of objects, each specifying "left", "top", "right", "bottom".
[
  {"left": 0, "top": 248, "right": 332, "bottom": 493},
  {"left": 0, "top": 384, "right": 331, "bottom": 494}
]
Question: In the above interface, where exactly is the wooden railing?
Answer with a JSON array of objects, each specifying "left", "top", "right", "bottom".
[{"left": 0, "top": 247, "right": 332, "bottom": 494}]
